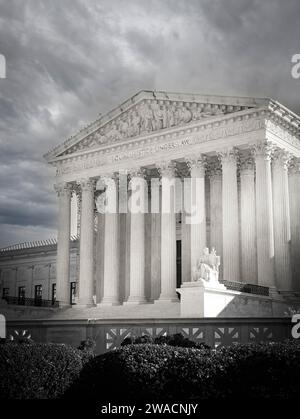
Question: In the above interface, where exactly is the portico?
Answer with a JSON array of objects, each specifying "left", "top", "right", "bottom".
[{"left": 45, "top": 90, "right": 300, "bottom": 313}]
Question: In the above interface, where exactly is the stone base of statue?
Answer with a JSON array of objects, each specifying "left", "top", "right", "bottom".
[
  {"left": 176, "top": 279, "right": 228, "bottom": 318},
  {"left": 177, "top": 247, "right": 231, "bottom": 317},
  {"left": 177, "top": 279, "right": 300, "bottom": 318}
]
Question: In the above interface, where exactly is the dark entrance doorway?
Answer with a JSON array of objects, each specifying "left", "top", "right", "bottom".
[{"left": 176, "top": 240, "right": 182, "bottom": 289}]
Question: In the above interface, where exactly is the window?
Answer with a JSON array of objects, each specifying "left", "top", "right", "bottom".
[
  {"left": 2, "top": 287, "right": 9, "bottom": 299},
  {"left": 70, "top": 282, "right": 76, "bottom": 305},
  {"left": 34, "top": 285, "right": 42, "bottom": 306},
  {"left": 18, "top": 286, "right": 25, "bottom": 305},
  {"left": 51, "top": 283, "right": 56, "bottom": 304}
]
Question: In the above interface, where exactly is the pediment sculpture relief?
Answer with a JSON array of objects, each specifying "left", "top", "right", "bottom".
[{"left": 63, "top": 100, "right": 247, "bottom": 155}]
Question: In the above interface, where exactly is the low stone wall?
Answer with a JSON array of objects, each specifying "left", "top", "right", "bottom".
[
  {"left": 177, "top": 282, "right": 300, "bottom": 318},
  {"left": 6, "top": 317, "right": 293, "bottom": 354}
]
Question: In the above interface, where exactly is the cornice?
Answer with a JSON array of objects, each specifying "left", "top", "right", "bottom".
[
  {"left": 52, "top": 106, "right": 300, "bottom": 179},
  {"left": 45, "top": 91, "right": 269, "bottom": 162},
  {"left": 53, "top": 107, "right": 266, "bottom": 170}
]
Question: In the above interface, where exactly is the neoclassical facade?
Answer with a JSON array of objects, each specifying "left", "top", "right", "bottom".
[
  {"left": 0, "top": 238, "right": 79, "bottom": 305},
  {"left": 41, "top": 90, "right": 300, "bottom": 311}
]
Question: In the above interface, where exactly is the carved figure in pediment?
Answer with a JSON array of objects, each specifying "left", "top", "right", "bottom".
[
  {"left": 160, "top": 101, "right": 168, "bottom": 129},
  {"left": 211, "top": 104, "right": 224, "bottom": 116},
  {"left": 88, "top": 133, "right": 98, "bottom": 148},
  {"left": 106, "top": 122, "right": 121, "bottom": 142},
  {"left": 202, "top": 103, "right": 213, "bottom": 117},
  {"left": 119, "top": 117, "right": 129, "bottom": 137},
  {"left": 151, "top": 101, "right": 164, "bottom": 130},
  {"left": 178, "top": 105, "right": 192, "bottom": 124},
  {"left": 130, "top": 110, "right": 141, "bottom": 136},
  {"left": 139, "top": 101, "right": 154, "bottom": 132},
  {"left": 191, "top": 103, "right": 201, "bottom": 121},
  {"left": 95, "top": 129, "right": 107, "bottom": 145},
  {"left": 173, "top": 104, "right": 181, "bottom": 125},
  {"left": 166, "top": 104, "right": 175, "bottom": 128}
]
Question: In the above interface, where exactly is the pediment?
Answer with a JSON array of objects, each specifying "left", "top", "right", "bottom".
[{"left": 45, "top": 90, "right": 269, "bottom": 161}]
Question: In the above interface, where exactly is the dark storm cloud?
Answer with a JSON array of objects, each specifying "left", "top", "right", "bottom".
[{"left": 0, "top": 0, "right": 299, "bottom": 247}]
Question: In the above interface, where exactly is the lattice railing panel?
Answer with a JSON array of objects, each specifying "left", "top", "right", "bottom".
[
  {"left": 213, "top": 326, "right": 240, "bottom": 347},
  {"left": 177, "top": 326, "right": 205, "bottom": 342},
  {"left": 249, "top": 327, "right": 274, "bottom": 342},
  {"left": 105, "top": 327, "right": 134, "bottom": 350}
]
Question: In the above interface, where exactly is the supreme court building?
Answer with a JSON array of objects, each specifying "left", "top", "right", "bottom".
[{"left": 1, "top": 90, "right": 300, "bottom": 348}]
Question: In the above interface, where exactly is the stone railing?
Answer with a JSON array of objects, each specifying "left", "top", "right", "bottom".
[
  {"left": 3, "top": 296, "right": 59, "bottom": 308},
  {"left": 219, "top": 280, "right": 269, "bottom": 296},
  {"left": 6, "top": 317, "right": 292, "bottom": 354}
]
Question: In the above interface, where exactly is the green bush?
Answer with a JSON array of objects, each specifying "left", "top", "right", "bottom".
[
  {"left": 0, "top": 342, "right": 88, "bottom": 399},
  {"left": 66, "top": 340, "right": 300, "bottom": 400}
]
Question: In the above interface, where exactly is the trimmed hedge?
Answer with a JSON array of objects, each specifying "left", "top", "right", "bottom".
[
  {"left": 66, "top": 340, "right": 300, "bottom": 400},
  {"left": 0, "top": 342, "right": 90, "bottom": 399},
  {"left": 121, "top": 332, "right": 211, "bottom": 349}
]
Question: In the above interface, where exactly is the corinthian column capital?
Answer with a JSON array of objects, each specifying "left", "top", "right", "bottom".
[
  {"left": 185, "top": 154, "right": 207, "bottom": 172},
  {"left": 217, "top": 148, "right": 238, "bottom": 165},
  {"left": 272, "top": 148, "right": 292, "bottom": 170},
  {"left": 128, "top": 167, "right": 146, "bottom": 179},
  {"left": 207, "top": 158, "right": 222, "bottom": 178},
  {"left": 252, "top": 141, "right": 274, "bottom": 160},
  {"left": 239, "top": 154, "right": 255, "bottom": 172},
  {"left": 78, "top": 178, "right": 97, "bottom": 192},
  {"left": 157, "top": 161, "right": 176, "bottom": 178},
  {"left": 54, "top": 182, "right": 73, "bottom": 197},
  {"left": 289, "top": 157, "right": 300, "bottom": 175}
]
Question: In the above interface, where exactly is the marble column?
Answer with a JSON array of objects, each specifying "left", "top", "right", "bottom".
[
  {"left": 181, "top": 176, "right": 191, "bottom": 284},
  {"left": 100, "top": 175, "right": 120, "bottom": 305},
  {"left": 253, "top": 142, "right": 275, "bottom": 287},
  {"left": 94, "top": 183, "right": 106, "bottom": 303},
  {"left": 126, "top": 169, "right": 147, "bottom": 303},
  {"left": 272, "top": 149, "right": 292, "bottom": 290},
  {"left": 218, "top": 149, "right": 240, "bottom": 282},
  {"left": 240, "top": 154, "right": 257, "bottom": 284},
  {"left": 55, "top": 183, "right": 72, "bottom": 306},
  {"left": 185, "top": 155, "right": 207, "bottom": 272},
  {"left": 156, "top": 161, "right": 178, "bottom": 302},
  {"left": 209, "top": 159, "right": 223, "bottom": 261},
  {"left": 77, "top": 178, "right": 96, "bottom": 307},
  {"left": 150, "top": 176, "right": 161, "bottom": 300},
  {"left": 289, "top": 158, "right": 300, "bottom": 291},
  {"left": 76, "top": 191, "right": 82, "bottom": 237}
]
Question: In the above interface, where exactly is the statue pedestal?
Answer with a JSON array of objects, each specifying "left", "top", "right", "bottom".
[{"left": 176, "top": 280, "right": 230, "bottom": 318}]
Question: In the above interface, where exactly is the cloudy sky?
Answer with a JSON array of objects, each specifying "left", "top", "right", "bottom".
[{"left": 0, "top": 0, "right": 299, "bottom": 247}]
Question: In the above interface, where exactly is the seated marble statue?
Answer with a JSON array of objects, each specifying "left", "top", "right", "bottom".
[{"left": 192, "top": 247, "right": 221, "bottom": 284}]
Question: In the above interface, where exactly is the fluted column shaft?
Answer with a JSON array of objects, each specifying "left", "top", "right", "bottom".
[
  {"left": 209, "top": 160, "right": 223, "bottom": 261},
  {"left": 78, "top": 179, "right": 95, "bottom": 306},
  {"left": 101, "top": 176, "right": 120, "bottom": 305},
  {"left": 126, "top": 170, "right": 147, "bottom": 303},
  {"left": 289, "top": 159, "right": 300, "bottom": 291},
  {"left": 219, "top": 149, "right": 240, "bottom": 282},
  {"left": 254, "top": 142, "right": 275, "bottom": 287},
  {"left": 55, "top": 183, "right": 72, "bottom": 306},
  {"left": 272, "top": 149, "right": 292, "bottom": 290},
  {"left": 240, "top": 155, "right": 257, "bottom": 283},
  {"left": 156, "top": 162, "right": 178, "bottom": 302},
  {"left": 186, "top": 155, "right": 207, "bottom": 272}
]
